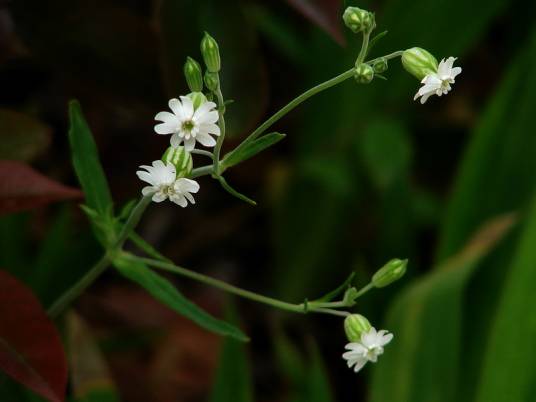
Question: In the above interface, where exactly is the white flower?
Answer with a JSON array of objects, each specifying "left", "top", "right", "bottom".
[
  {"left": 413, "top": 57, "right": 462, "bottom": 104},
  {"left": 136, "top": 160, "right": 199, "bottom": 207},
  {"left": 342, "top": 327, "right": 393, "bottom": 373},
  {"left": 154, "top": 96, "right": 220, "bottom": 151}
]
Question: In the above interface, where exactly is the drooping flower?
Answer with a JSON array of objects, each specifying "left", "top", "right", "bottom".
[
  {"left": 342, "top": 327, "right": 393, "bottom": 373},
  {"left": 154, "top": 96, "right": 220, "bottom": 151},
  {"left": 136, "top": 160, "right": 199, "bottom": 207},
  {"left": 413, "top": 57, "right": 462, "bottom": 104}
]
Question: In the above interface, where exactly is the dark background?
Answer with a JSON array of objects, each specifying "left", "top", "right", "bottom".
[{"left": 1, "top": 0, "right": 535, "bottom": 401}]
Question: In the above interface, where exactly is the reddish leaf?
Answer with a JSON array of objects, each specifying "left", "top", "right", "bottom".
[
  {"left": 0, "top": 270, "right": 67, "bottom": 402},
  {"left": 0, "top": 160, "right": 82, "bottom": 216},
  {"left": 0, "top": 109, "right": 52, "bottom": 162},
  {"left": 286, "top": 0, "right": 345, "bottom": 45}
]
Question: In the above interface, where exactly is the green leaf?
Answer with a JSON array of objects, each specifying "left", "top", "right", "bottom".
[
  {"left": 209, "top": 304, "right": 253, "bottom": 402},
  {"left": 217, "top": 176, "right": 257, "bottom": 206},
  {"left": 437, "top": 29, "right": 536, "bottom": 260},
  {"left": 369, "top": 213, "right": 517, "bottom": 402},
  {"left": 113, "top": 255, "right": 249, "bottom": 342},
  {"left": 474, "top": 197, "right": 536, "bottom": 402},
  {"left": 222, "top": 132, "right": 286, "bottom": 169},
  {"left": 68, "top": 100, "right": 113, "bottom": 218}
]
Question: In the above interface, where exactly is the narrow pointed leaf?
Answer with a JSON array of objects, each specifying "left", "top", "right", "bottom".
[
  {"left": 68, "top": 100, "right": 113, "bottom": 217},
  {"left": 113, "top": 255, "right": 249, "bottom": 342},
  {"left": 0, "top": 270, "right": 67, "bottom": 402},
  {"left": 312, "top": 272, "right": 355, "bottom": 302},
  {"left": 222, "top": 132, "right": 286, "bottom": 169}
]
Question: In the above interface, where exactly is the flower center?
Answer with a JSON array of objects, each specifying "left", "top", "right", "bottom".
[{"left": 182, "top": 120, "right": 195, "bottom": 133}]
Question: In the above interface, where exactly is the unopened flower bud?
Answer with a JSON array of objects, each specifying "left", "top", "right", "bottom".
[
  {"left": 184, "top": 57, "right": 203, "bottom": 92},
  {"left": 162, "top": 146, "right": 193, "bottom": 177},
  {"left": 204, "top": 71, "right": 219, "bottom": 92},
  {"left": 344, "top": 314, "right": 372, "bottom": 342},
  {"left": 372, "top": 258, "right": 407, "bottom": 288},
  {"left": 373, "top": 58, "right": 388, "bottom": 74},
  {"left": 343, "top": 7, "right": 375, "bottom": 34},
  {"left": 402, "top": 47, "right": 438, "bottom": 80},
  {"left": 200, "top": 32, "right": 221, "bottom": 73},
  {"left": 186, "top": 91, "right": 207, "bottom": 110},
  {"left": 354, "top": 63, "right": 374, "bottom": 84}
]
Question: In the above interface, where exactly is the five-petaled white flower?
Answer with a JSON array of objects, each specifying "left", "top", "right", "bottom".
[
  {"left": 414, "top": 57, "right": 462, "bottom": 104},
  {"left": 342, "top": 327, "right": 393, "bottom": 373},
  {"left": 154, "top": 97, "right": 220, "bottom": 151},
  {"left": 136, "top": 160, "right": 199, "bottom": 207}
]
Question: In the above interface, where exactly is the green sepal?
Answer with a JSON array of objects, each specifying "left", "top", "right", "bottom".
[
  {"left": 222, "top": 132, "right": 286, "bottom": 170},
  {"left": 184, "top": 56, "right": 204, "bottom": 92}
]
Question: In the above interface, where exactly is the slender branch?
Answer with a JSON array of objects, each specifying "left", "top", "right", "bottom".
[
  {"left": 356, "top": 30, "right": 371, "bottom": 65},
  {"left": 366, "top": 50, "right": 404, "bottom": 65},
  {"left": 191, "top": 149, "right": 214, "bottom": 159},
  {"left": 47, "top": 196, "right": 151, "bottom": 317},
  {"left": 223, "top": 68, "right": 355, "bottom": 166},
  {"left": 189, "top": 164, "right": 214, "bottom": 178},
  {"left": 126, "top": 255, "right": 350, "bottom": 317},
  {"left": 212, "top": 86, "right": 226, "bottom": 175}
]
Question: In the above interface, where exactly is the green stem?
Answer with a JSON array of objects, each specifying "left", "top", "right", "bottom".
[
  {"left": 47, "top": 196, "right": 151, "bottom": 317},
  {"left": 353, "top": 282, "right": 374, "bottom": 299},
  {"left": 212, "top": 86, "right": 226, "bottom": 175},
  {"left": 224, "top": 68, "right": 355, "bottom": 165},
  {"left": 366, "top": 50, "right": 404, "bottom": 65},
  {"left": 356, "top": 30, "right": 371, "bottom": 65},
  {"left": 126, "top": 255, "right": 349, "bottom": 317},
  {"left": 191, "top": 149, "right": 214, "bottom": 159},
  {"left": 189, "top": 164, "right": 214, "bottom": 178}
]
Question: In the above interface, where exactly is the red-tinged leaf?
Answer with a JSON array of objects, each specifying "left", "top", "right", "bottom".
[
  {"left": 0, "top": 160, "right": 82, "bottom": 216},
  {"left": 0, "top": 270, "right": 67, "bottom": 402},
  {"left": 286, "top": 0, "right": 345, "bottom": 45},
  {"left": 0, "top": 109, "right": 52, "bottom": 162}
]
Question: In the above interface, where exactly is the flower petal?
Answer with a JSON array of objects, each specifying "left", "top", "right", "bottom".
[
  {"left": 170, "top": 133, "right": 182, "bottom": 148},
  {"left": 169, "top": 98, "right": 185, "bottom": 119},
  {"left": 200, "top": 123, "right": 221, "bottom": 136},
  {"left": 154, "top": 122, "right": 176, "bottom": 135},
  {"left": 179, "top": 96, "right": 194, "bottom": 118},
  {"left": 184, "top": 136, "right": 196, "bottom": 151},
  {"left": 195, "top": 132, "right": 217, "bottom": 147}
]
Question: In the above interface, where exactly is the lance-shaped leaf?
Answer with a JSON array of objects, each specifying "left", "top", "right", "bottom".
[
  {"left": 0, "top": 160, "right": 82, "bottom": 216},
  {"left": 0, "top": 270, "right": 67, "bottom": 402},
  {"left": 113, "top": 255, "right": 249, "bottom": 342},
  {"left": 68, "top": 100, "right": 113, "bottom": 217},
  {"left": 222, "top": 132, "right": 286, "bottom": 170}
]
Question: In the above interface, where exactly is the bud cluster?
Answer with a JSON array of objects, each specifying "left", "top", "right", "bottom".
[{"left": 343, "top": 7, "right": 375, "bottom": 33}]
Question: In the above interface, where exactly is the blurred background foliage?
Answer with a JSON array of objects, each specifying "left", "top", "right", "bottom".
[{"left": 0, "top": 0, "right": 535, "bottom": 401}]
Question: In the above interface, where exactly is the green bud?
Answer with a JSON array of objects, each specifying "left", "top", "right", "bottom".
[
  {"left": 373, "top": 57, "right": 388, "bottom": 74},
  {"left": 343, "top": 6, "right": 375, "bottom": 34},
  {"left": 354, "top": 63, "right": 374, "bottom": 84},
  {"left": 204, "top": 71, "right": 219, "bottom": 92},
  {"left": 344, "top": 314, "right": 372, "bottom": 342},
  {"left": 186, "top": 91, "right": 207, "bottom": 110},
  {"left": 401, "top": 47, "right": 438, "bottom": 80},
  {"left": 184, "top": 57, "right": 203, "bottom": 92},
  {"left": 372, "top": 258, "right": 408, "bottom": 288},
  {"left": 162, "top": 146, "right": 193, "bottom": 177},
  {"left": 200, "top": 32, "right": 221, "bottom": 73}
]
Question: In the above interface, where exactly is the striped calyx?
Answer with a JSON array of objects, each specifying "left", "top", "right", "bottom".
[
  {"left": 401, "top": 47, "right": 438, "bottom": 80},
  {"left": 162, "top": 146, "right": 193, "bottom": 178}
]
